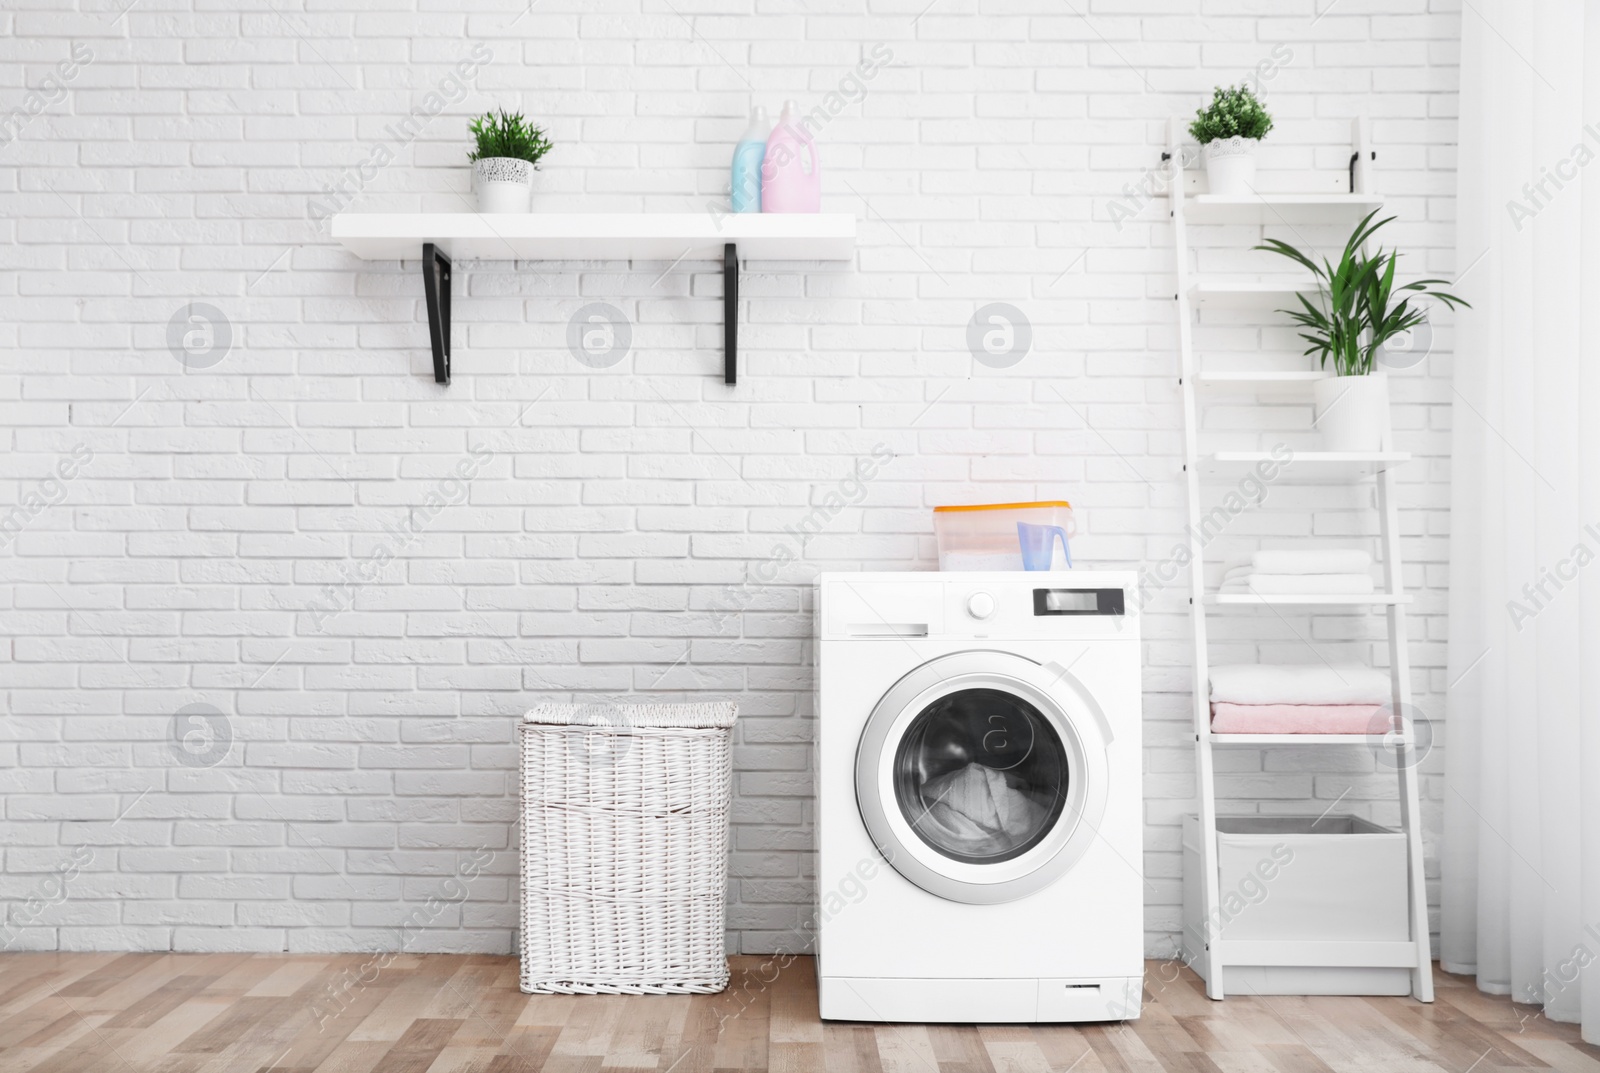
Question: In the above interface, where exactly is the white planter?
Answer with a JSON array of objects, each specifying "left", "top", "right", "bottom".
[
  {"left": 474, "top": 157, "right": 533, "bottom": 214},
  {"left": 1313, "top": 372, "right": 1389, "bottom": 452},
  {"left": 1204, "top": 136, "right": 1260, "bottom": 196}
]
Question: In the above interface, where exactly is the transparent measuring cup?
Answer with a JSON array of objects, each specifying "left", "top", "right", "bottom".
[{"left": 1017, "top": 522, "right": 1072, "bottom": 571}]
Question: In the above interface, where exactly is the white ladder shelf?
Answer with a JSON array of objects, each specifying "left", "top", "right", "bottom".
[{"left": 1168, "top": 116, "right": 1434, "bottom": 1003}]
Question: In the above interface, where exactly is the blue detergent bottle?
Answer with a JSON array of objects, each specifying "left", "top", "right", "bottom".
[{"left": 730, "top": 106, "right": 769, "bottom": 213}]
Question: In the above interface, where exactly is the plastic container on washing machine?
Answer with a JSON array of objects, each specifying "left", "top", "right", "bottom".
[{"left": 933, "top": 501, "right": 1074, "bottom": 571}]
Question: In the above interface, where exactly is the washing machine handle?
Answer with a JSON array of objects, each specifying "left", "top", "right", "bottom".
[{"left": 1042, "top": 661, "right": 1115, "bottom": 747}]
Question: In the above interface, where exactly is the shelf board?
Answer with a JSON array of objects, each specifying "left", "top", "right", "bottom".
[
  {"left": 1188, "top": 278, "right": 1315, "bottom": 309},
  {"left": 329, "top": 212, "right": 857, "bottom": 262},
  {"left": 1201, "top": 451, "right": 1410, "bottom": 483},
  {"left": 1206, "top": 733, "right": 1408, "bottom": 746},
  {"left": 329, "top": 213, "right": 856, "bottom": 388},
  {"left": 1205, "top": 593, "right": 1409, "bottom": 606},
  {"left": 1186, "top": 193, "right": 1384, "bottom": 224},
  {"left": 1215, "top": 938, "right": 1422, "bottom": 968},
  {"left": 1195, "top": 370, "right": 1331, "bottom": 394}
]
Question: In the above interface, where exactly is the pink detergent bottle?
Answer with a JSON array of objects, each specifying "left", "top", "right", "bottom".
[{"left": 760, "top": 100, "right": 820, "bottom": 213}]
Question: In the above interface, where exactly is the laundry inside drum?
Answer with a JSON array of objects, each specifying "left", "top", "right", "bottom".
[{"left": 893, "top": 687, "right": 1069, "bottom": 863}]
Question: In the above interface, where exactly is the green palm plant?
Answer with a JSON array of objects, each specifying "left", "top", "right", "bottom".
[{"left": 1254, "top": 211, "right": 1469, "bottom": 376}]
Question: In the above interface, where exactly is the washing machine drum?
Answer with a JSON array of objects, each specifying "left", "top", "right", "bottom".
[{"left": 855, "top": 651, "right": 1112, "bottom": 905}]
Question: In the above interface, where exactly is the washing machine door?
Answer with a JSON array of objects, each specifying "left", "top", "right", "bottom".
[{"left": 855, "top": 650, "right": 1112, "bottom": 905}]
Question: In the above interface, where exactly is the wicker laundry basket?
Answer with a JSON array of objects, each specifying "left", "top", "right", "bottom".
[{"left": 519, "top": 702, "right": 737, "bottom": 995}]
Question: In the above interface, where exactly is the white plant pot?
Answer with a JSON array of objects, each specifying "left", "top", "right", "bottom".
[
  {"left": 1204, "top": 137, "right": 1259, "bottom": 196},
  {"left": 1313, "top": 372, "right": 1389, "bottom": 452},
  {"left": 474, "top": 157, "right": 533, "bottom": 214}
]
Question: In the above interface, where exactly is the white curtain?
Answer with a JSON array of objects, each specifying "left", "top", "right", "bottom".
[{"left": 1443, "top": 0, "right": 1600, "bottom": 1041}]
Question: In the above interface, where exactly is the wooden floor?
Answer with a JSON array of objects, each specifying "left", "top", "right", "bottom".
[{"left": 1, "top": 954, "right": 1596, "bottom": 1073}]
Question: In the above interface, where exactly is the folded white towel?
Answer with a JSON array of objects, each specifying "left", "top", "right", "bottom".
[
  {"left": 1210, "top": 663, "right": 1392, "bottom": 705},
  {"left": 1252, "top": 549, "right": 1373, "bottom": 575},
  {"left": 1220, "top": 573, "right": 1375, "bottom": 595}
]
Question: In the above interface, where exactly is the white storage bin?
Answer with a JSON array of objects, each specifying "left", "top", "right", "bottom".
[
  {"left": 1181, "top": 814, "right": 1412, "bottom": 995},
  {"left": 520, "top": 703, "right": 736, "bottom": 995}
]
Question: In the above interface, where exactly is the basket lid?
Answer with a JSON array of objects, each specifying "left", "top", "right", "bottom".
[
  {"left": 933, "top": 500, "right": 1071, "bottom": 513},
  {"left": 523, "top": 702, "right": 738, "bottom": 729}
]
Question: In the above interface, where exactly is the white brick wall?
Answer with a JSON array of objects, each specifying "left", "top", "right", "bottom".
[{"left": 0, "top": 1, "right": 1461, "bottom": 957}]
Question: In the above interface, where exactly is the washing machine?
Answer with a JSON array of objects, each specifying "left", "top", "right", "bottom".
[{"left": 813, "top": 571, "right": 1143, "bottom": 1023}]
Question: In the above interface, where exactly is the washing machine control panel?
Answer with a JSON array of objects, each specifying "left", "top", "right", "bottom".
[
  {"left": 818, "top": 573, "right": 1136, "bottom": 641},
  {"left": 953, "top": 584, "right": 1126, "bottom": 635}
]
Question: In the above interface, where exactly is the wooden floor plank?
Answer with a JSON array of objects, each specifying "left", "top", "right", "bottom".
[
  {"left": 1018, "top": 1023, "right": 1096, "bottom": 1072},
  {"left": 769, "top": 1040, "right": 824, "bottom": 1073},
  {"left": 770, "top": 958, "right": 824, "bottom": 1046},
  {"left": 0, "top": 954, "right": 116, "bottom": 1021},
  {"left": 342, "top": 962, "right": 451, "bottom": 1045},
  {"left": 0, "top": 998, "right": 108, "bottom": 1073},
  {"left": 597, "top": 993, "right": 679, "bottom": 1072},
  {"left": 712, "top": 961, "right": 773, "bottom": 1073},
  {"left": 872, "top": 1023, "right": 941, "bottom": 1073},
  {"left": 483, "top": 1025, "right": 563, "bottom": 1072},
  {"left": 0, "top": 956, "right": 1596, "bottom": 1073},
  {"left": 248, "top": 958, "right": 336, "bottom": 999},
  {"left": 933, "top": 1022, "right": 1000, "bottom": 1073},
  {"left": 171, "top": 995, "right": 292, "bottom": 1054},
  {"left": 823, "top": 1022, "right": 886, "bottom": 1073},
  {"left": 547, "top": 982, "right": 626, "bottom": 1064},
  {"left": 373, "top": 1016, "right": 463, "bottom": 1073},
  {"left": 1517, "top": 1038, "right": 1600, "bottom": 1073},
  {"left": 1118, "top": 985, "right": 1208, "bottom": 1070},
  {"left": 439, "top": 956, "right": 528, "bottom": 1050},
  {"left": 308, "top": 1038, "right": 391, "bottom": 1073},
  {"left": 52, "top": 952, "right": 160, "bottom": 999}
]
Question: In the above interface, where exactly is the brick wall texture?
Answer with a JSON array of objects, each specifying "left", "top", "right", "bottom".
[{"left": 0, "top": 0, "right": 1462, "bottom": 955}]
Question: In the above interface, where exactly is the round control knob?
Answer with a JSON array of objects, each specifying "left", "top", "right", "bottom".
[{"left": 967, "top": 592, "right": 996, "bottom": 620}]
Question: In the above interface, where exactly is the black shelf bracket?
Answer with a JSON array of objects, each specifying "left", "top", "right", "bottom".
[
  {"left": 724, "top": 242, "right": 738, "bottom": 385},
  {"left": 1348, "top": 151, "right": 1374, "bottom": 194},
  {"left": 422, "top": 242, "right": 451, "bottom": 385},
  {"left": 417, "top": 241, "right": 742, "bottom": 387}
]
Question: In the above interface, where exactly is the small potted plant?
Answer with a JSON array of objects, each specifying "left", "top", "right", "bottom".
[
  {"left": 1256, "top": 211, "right": 1470, "bottom": 451},
  {"left": 468, "top": 108, "right": 553, "bottom": 214},
  {"left": 1189, "top": 84, "right": 1273, "bottom": 196}
]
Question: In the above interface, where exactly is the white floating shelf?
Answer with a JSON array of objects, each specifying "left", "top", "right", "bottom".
[
  {"left": 328, "top": 212, "right": 857, "bottom": 386},
  {"left": 1201, "top": 451, "right": 1411, "bottom": 483},
  {"left": 329, "top": 212, "right": 857, "bottom": 262},
  {"left": 1188, "top": 278, "right": 1315, "bottom": 309},
  {"left": 1205, "top": 593, "right": 1410, "bottom": 607},
  {"left": 1196, "top": 370, "right": 1332, "bottom": 394},
  {"left": 1186, "top": 193, "right": 1384, "bottom": 224}
]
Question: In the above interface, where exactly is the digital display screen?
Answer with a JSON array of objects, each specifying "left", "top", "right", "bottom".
[
  {"left": 1043, "top": 591, "right": 1098, "bottom": 613},
  {"left": 1032, "top": 588, "right": 1126, "bottom": 616}
]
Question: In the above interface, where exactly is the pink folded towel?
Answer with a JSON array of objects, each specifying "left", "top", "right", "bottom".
[{"left": 1210, "top": 702, "right": 1388, "bottom": 735}]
